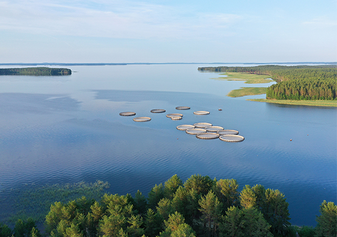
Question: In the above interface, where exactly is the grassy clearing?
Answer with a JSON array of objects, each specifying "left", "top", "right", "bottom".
[
  {"left": 227, "top": 87, "right": 267, "bottom": 97},
  {"left": 3, "top": 180, "right": 109, "bottom": 223},
  {"left": 248, "top": 99, "right": 337, "bottom": 107},
  {"left": 213, "top": 72, "right": 273, "bottom": 84}
]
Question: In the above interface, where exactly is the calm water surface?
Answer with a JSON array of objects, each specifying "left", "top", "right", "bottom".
[{"left": 0, "top": 64, "right": 336, "bottom": 226}]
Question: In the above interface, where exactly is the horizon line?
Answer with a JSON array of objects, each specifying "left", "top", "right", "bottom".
[{"left": 0, "top": 62, "right": 336, "bottom": 66}]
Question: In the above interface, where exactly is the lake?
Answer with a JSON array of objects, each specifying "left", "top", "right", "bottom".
[{"left": 0, "top": 64, "right": 336, "bottom": 226}]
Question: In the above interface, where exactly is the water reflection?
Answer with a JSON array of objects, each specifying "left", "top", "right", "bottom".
[
  {"left": 0, "top": 93, "right": 80, "bottom": 114},
  {"left": 95, "top": 89, "right": 205, "bottom": 103},
  {"left": 0, "top": 65, "right": 336, "bottom": 227}
]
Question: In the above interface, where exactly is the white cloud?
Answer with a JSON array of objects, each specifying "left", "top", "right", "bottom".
[{"left": 0, "top": 0, "right": 242, "bottom": 40}]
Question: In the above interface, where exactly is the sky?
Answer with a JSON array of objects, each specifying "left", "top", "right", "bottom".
[{"left": 0, "top": 0, "right": 336, "bottom": 63}]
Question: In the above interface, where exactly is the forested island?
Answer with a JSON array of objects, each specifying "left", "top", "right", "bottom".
[
  {"left": 0, "top": 67, "right": 72, "bottom": 76},
  {"left": 0, "top": 175, "right": 336, "bottom": 237},
  {"left": 198, "top": 65, "right": 337, "bottom": 106}
]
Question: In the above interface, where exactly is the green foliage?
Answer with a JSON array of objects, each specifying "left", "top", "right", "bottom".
[
  {"left": 266, "top": 78, "right": 336, "bottom": 100},
  {"left": 214, "top": 179, "right": 239, "bottom": 210},
  {"left": 163, "top": 212, "right": 186, "bottom": 233},
  {"left": 218, "top": 72, "right": 273, "bottom": 84},
  {"left": 298, "top": 226, "right": 316, "bottom": 237},
  {"left": 220, "top": 206, "right": 273, "bottom": 237},
  {"left": 288, "top": 225, "right": 316, "bottom": 237},
  {"left": 315, "top": 201, "right": 337, "bottom": 237},
  {"left": 251, "top": 184, "right": 266, "bottom": 210},
  {"left": 171, "top": 223, "right": 196, "bottom": 237},
  {"left": 126, "top": 215, "right": 144, "bottom": 237},
  {"left": 133, "top": 190, "right": 148, "bottom": 215},
  {"left": 239, "top": 185, "right": 257, "bottom": 209},
  {"left": 240, "top": 184, "right": 291, "bottom": 237},
  {"left": 249, "top": 98, "right": 337, "bottom": 107},
  {"left": 46, "top": 197, "right": 94, "bottom": 236},
  {"left": 4, "top": 174, "right": 333, "bottom": 236},
  {"left": 156, "top": 198, "right": 174, "bottom": 221},
  {"left": 99, "top": 214, "right": 126, "bottom": 236},
  {"left": 198, "top": 191, "right": 223, "bottom": 237},
  {"left": 0, "top": 222, "right": 12, "bottom": 237},
  {"left": 30, "top": 227, "right": 41, "bottom": 237},
  {"left": 148, "top": 184, "right": 164, "bottom": 210},
  {"left": 184, "top": 174, "right": 215, "bottom": 197},
  {"left": 144, "top": 209, "right": 163, "bottom": 237},
  {"left": 227, "top": 87, "right": 267, "bottom": 97},
  {"left": 13, "top": 218, "right": 41, "bottom": 237},
  {"left": 199, "top": 65, "right": 337, "bottom": 100},
  {"left": 45, "top": 193, "right": 143, "bottom": 237},
  {"left": 263, "top": 188, "right": 291, "bottom": 236},
  {"left": 219, "top": 206, "right": 243, "bottom": 237},
  {"left": 171, "top": 187, "right": 189, "bottom": 219},
  {"left": 0, "top": 67, "right": 72, "bottom": 76},
  {"left": 286, "top": 225, "right": 298, "bottom": 237},
  {"left": 159, "top": 212, "right": 195, "bottom": 237},
  {"left": 185, "top": 189, "right": 201, "bottom": 226},
  {"left": 164, "top": 175, "right": 183, "bottom": 199},
  {"left": 198, "top": 65, "right": 337, "bottom": 79}
]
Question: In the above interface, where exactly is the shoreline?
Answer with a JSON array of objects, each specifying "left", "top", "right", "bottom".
[
  {"left": 248, "top": 99, "right": 337, "bottom": 107},
  {"left": 212, "top": 72, "right": 274, "bottom": 84},
  {"left": 227, "top": 87, "right": 267, "bottom": 97}
]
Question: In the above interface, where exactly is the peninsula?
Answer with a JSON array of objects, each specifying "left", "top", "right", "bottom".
[
  {"left": 199, "top": 65, "right": 337, "bottom": 107},
  {"left": 0, "top": 67, "right": 72, "bottom": 76}
]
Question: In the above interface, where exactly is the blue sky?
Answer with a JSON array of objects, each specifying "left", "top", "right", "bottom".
[{"left": 0, "top": 0, "right": 336, "bottom": 63}]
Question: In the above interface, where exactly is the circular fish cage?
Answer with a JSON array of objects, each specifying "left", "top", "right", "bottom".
[
  {"left": 166, "top": 113, "right": 183, "bottom": 118},
  {"left": 150, "top": 109, "right": 166, "bottom": 113},
  {"left": 196, "top": 133, "right": 219, "bottom": 140},
  {"left": 119, "top": 112, "right": 136, "bottom": 116},
  {"left": 186, "top": 128, "right": 207, "bottom": 135},
  {"left": 170, "top": 115, "right": 182, "bottom": 120},
  {"left": 219, "top": 134, "right": 245, "bottom": 142},
  {"left": 218, "top": 129, "right": 239, "bottom": 135},
  {"left": 176, "top": 106, "right": 190, "bottom": 110},
  {"left": 194, "top": 122, "right": 212, "bottom": 128},
  {"left": 176, "top": 124, "right": 195, "bottom": 131},
  {"left": 206, "top": 126, "right": 224, "bottom": 132},
  {"left": 193, "top": 111, "right": 210, "bottom": 115},
  {"left": 133, "top": 117, "right": 151, "bottom": 122}
]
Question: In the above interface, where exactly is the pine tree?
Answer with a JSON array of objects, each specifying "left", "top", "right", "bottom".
[
  {"left": 148, "top": 184, "right": 164, "bottom": 209},
  {"left": 215, "top": 179, "right": 239, "bottom": 210},
  {"left": 133, "top": 190, "right": 148, "bottom": 215},
  {"left": 156, "top": 198, "right": 174, "bottom": 221},
  {"left": 315, "top": 201, "right": 337, "bottom": 237},
  {"left": 239, "top": 185, "right": 257, "bottom": 209},
  {"left": 144, "top": 209, "right": 163, "bottom": 237},
  {"left": 219, "top": 206, "right": 272, "bottom": 237},
  {"left": 127, "top": 215, "right": 144, "bottom": 237},
  {"left": 198, "top": 191, "right": 223, "bottom": 237},
  {"left": 164, "top": 175, "right": 183, "bottom": 199},
  {"left": 184, "top": 174, "right": 214, "bottom": 197}
]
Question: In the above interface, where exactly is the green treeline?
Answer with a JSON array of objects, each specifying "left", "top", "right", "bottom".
[
  {"left": 198, "top": 65, "right": 336, "bottom": 81},
  {"left": 198, "top": 65, "right": 337, "bottom": 100},
  {"left": 0, "top": 67, "right": 72, "bottom": 76},
  {"left": 1, "top": 174, "right": 336, "bottom": 237},
  {"left": 266, "top": 78, "right": 336, "bottom": 100}
]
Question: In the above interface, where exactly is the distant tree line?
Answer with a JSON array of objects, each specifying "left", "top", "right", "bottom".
[
  {"left": 1, "top": 174, "right": 336, "bottom": 237},
  {"left": 266, "top": 78, "right": 336, "bottom": 100},
  {"left": 198, "top": 65, "right": 337, "bottom": 100},
  {"left": 0, "top": 67, "right": 72, "bottom": 76}
]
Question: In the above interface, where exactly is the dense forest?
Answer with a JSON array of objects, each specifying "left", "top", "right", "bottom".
[
  {"left": 0, "top": 67, "right": 72, "bottom": 76},
  {"left": 198, "top": 65, "right": 337, "bottom": 100},
  {"left": 1, "top": 175, "right": 336, "bottom": 237}
]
